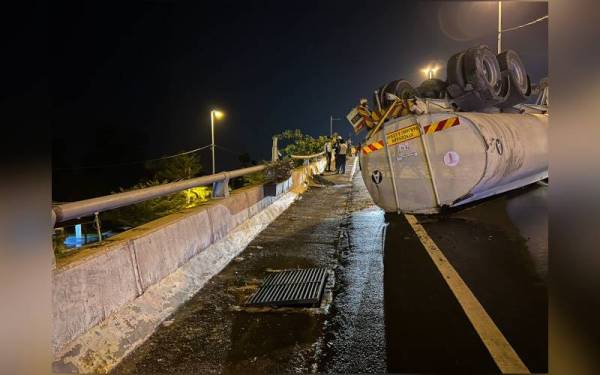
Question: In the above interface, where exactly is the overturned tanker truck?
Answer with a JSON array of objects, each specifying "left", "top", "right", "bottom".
[{"left": 346, "top": 45, "right": 548, "bottom": 214}]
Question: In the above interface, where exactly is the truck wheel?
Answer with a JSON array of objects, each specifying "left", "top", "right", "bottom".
[
  {"left": 391, "top": 80, "right": 418, "bottom": 100},
  {"left": 446, "top": 51, "right": 466, "bottom": 90},
  {"left": 496, "top": 72, "right": 528, "bottom": 109},
  {"left": 497, "top": 49, "right": 529, "bottom": 96},
  {"left": 417, "top": 78, "right": 448, "bottom": 99},
  {"left": 376, "top": 80, "right": 417, "bottom": 108},
  {"left": 463, "top": 45, "right": 503, "bottom": 101}
]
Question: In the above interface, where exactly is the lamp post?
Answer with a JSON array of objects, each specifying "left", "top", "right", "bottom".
[
  {"left": 210, "top": 109, "right": 224, "bottom": 175},
  {"left": 497, "top": 1, "right": 502, "bottom": 54},
  {"left": 330, "top": 115, "right": 341, "bottom": 137}
]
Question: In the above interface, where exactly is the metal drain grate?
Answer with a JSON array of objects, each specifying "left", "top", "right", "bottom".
[{"left": 246, "top": 268, "right": 328, "bottom": 307}]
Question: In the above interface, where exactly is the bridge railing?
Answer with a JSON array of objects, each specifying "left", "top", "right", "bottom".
[
  {"left": 51, "top": 165, "right": 266, "bottom": 227},
  {"left": 52, "top": 151, "right": 327, "bottom": 227},
  {"left": 291, "top": 151, "right": 325, "bottom": 166},
  {"left": 290, "top": 151, "right": 325, "bottom": 160}
]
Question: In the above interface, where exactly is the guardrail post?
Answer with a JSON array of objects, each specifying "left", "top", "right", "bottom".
[
  {"left": 94, "top": 212, "right": 103, "bottom": 242},
  {"left": 212, "top": 172, "right": 230, "bottom": 198}
]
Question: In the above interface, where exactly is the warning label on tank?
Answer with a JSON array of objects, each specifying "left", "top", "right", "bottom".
[{"left": 386, "top": 124, "right": 421, "bottom": 145}]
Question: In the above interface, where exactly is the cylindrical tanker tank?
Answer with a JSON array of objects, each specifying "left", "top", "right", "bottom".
[{"left": 359, "top": 111, "right": 548, "bottom": 213}]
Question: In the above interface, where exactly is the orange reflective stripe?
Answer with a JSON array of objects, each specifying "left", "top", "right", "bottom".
[
  {"left": 425, "top": 117, "right": 461, "bottom": 135},
  {"left": 362, "top": 140, "right": 385, "bottom": 155}
]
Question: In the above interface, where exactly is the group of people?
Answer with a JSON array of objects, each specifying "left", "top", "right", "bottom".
[{"left": 324, "top": 136, "right": 355, "bottom": 174}]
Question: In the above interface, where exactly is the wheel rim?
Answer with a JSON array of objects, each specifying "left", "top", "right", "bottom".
[
  {"left": 482, "top": 53, "right": 499, "bottom": 89},
  {"left": 509, "top": 58, "right": 528, "bottom": 94}
]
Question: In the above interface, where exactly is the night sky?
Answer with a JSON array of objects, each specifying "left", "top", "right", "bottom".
[{"left": 51, "top": 1, "right": 547, "bottom": 201}]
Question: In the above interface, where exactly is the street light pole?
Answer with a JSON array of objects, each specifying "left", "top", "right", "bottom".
[
  {"left": 210, "top": 110, "right": 216, "bottom": 175},
  {"left": 330, "top": 115, "right": 333, "bottom": 137},
  {"left": 330, "top": 116, "right": 341, "bottom": 137},
  {"left": 210, "top": 109, "right": 224, "bottom": 175},
  {"left": 497, "top": 1, "right": 502, "bottom": 54}
]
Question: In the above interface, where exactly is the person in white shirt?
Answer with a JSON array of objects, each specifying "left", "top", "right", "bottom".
[{"left": 337, "top": 140, "right": 348, "bottom": 174}]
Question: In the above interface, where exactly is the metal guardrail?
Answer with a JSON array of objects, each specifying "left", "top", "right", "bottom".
[
  {"left": 290, "top": 151, "right": 325, "bottom": 159},
  {"left": 52, "top": 152, "right": 328, "bottom": 227},
  {"left": 52, "top": 165, "right": 266, "bottom": 226}
]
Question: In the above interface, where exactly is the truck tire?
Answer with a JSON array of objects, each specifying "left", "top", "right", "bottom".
[
  {"left": 497, "top": 49, "right": 529, "bottom": 96},
  {"left": 391, "top": 79, "right": 418, "bottom": 100},
  {"left": 417, "top": 78, "right": 448, "bottom": 99},
  {"left": 375, "top": 80, "right": 417, "bottom": 108},
  {"left": 446, "top": 51, "right": 466, "bottom": 90},
  {"left": 463, "top": 45, "right": 503, "bottom": 101},
  {"left": 496, "top": 72, "right": 529, "bottom": 109}
]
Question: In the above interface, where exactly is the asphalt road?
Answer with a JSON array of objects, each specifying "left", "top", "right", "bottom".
[
  {"left": 384, "top": 183, "right": 547, "bottom": 373},
  {"left": 112, "top": 172, "right": 547, "bottom": 374}
]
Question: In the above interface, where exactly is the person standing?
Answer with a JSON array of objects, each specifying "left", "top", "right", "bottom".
[
  {"left": 333, "top": 136, "right": 341, "bottom": 172},
  {"left": 337, "top": 139, "right": 348, "bottom": 174},
  {"left": 324, "top": 139, "right": 333, "bottom": 172},
  {"left": 346, "top": 138, "right": 354, "bottom": 157}
]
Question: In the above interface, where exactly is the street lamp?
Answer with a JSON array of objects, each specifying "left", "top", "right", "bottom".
[
  {"left": 210, "top": 109, "right": 224, "bottom": 174},
  {"left": 421, "top": 65, "right": 440, "bottom": 80}
]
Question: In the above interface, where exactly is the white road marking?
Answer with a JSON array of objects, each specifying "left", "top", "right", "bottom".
[{"left": 404, "top": 214, "right": 530, "bottom": 374}]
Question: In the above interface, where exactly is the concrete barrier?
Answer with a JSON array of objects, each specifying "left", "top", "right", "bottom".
[
  {"left": 52, "top": 241, "right": 140, "bottom": 357},
  {"left": 291, "top": 158, "right": 327, "bottom": 189},
  {"left": 243, "top": 185, "right": 266, "bottom": 217},
  {"left": 52, "top": 157, "right": 326, "bottom": 372},
  {"left": 131, "top": 208, "right": 213, "bottom": 291}
]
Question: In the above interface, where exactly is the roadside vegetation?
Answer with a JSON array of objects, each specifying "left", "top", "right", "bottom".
[
  {"left": 101, "top": 153, "right": 209, "bottom": 228},
  {"left": 274, "top": 129, "right": 332, "bottom": 163},
  {"left": 242, "top": 129, "right": 333, "bottom": 186},
  {"left": 54, "top": 130, "right": 330, "bottom": 257}
]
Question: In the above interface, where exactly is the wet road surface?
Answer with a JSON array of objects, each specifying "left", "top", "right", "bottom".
[
  {"left": 317, "top": 173, "right": 386, "bottom": 373},
  {"left": 112, "top": 172, "right": 547, "bottom": 374},
  {"left": 384, "top": 183, "right": 547, "bottom": 373},
  {"left": 112, "top": 172, "right": 358, "bottom": 374}
]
